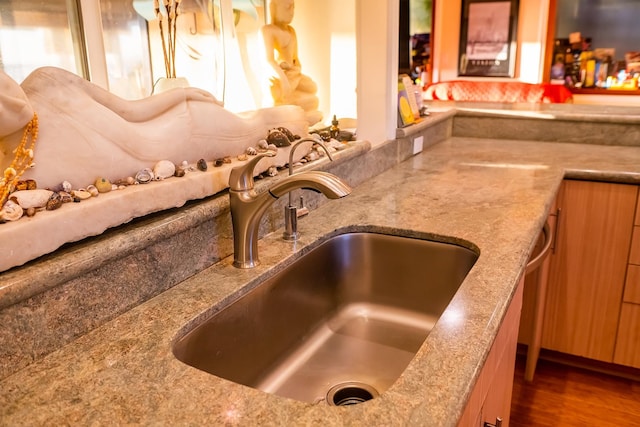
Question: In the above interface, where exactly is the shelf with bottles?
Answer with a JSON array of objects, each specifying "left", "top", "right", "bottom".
[{"left": 549, "top": 35, "right": 640, "bottom": 94}]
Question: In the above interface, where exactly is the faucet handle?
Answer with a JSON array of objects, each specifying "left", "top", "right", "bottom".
[{"left": 229, "top": 151, "right": 277, "bottom": 191}]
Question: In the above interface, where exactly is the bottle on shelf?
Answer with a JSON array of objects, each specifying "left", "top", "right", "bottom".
[{"left": 330, "top": 115, "right": 340, "bottom": 140}]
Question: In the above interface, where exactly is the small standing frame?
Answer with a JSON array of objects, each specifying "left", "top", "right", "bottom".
[{"left": 458, "top": 0, "right": 519, "bottom": 77}]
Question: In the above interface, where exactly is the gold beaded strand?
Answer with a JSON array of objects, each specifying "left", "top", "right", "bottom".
[{"left": 0, "top": 113, "right": 38, "bottom": 208}]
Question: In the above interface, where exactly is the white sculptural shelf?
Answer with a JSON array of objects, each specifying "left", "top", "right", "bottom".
[{"left": 0, "top": 147, "right": 307, "bottom": 273}]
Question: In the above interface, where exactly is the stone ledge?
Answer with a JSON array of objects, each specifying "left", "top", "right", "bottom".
[{"left": 0, "top": 143, "right": 308, "bottom": 273}]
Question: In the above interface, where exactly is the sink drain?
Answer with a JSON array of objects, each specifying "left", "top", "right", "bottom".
[{"left": 326, "top": 382, "right": 379, "bottom": 406}]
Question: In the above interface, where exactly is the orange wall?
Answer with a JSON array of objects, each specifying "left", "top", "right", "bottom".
[{"left": 432, "top": 0, "right": 550, "bottom": 83}]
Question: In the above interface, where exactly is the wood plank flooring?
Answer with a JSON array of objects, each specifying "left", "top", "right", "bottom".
[{"left": 510, "top": 356, "right": 640, "bottom": 426}]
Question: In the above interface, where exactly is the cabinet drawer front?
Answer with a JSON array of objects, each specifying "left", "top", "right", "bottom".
[
  {"left": 624, "top": 265, "right": 640, "bottom": 304},
  {"left": 613, "top": 303, "right": 640, "bottom": 369},
  {"left": 629, "top": 227, "right": 640, "bottom": 266}
]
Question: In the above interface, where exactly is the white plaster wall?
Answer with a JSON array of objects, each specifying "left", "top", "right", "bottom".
[
  {"left": 296, "top": 0, "right": 398, "bottom": 146},
  {"left": 355, "top": 0, "right": 400, "bottom": 146},
  {"left": 293, "top": 0, "right": 357, "bottom": 126}
]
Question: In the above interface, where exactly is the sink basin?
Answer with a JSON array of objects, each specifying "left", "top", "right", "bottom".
[{"left": 172, "top": 232, "right": 478, "bottom": 405}]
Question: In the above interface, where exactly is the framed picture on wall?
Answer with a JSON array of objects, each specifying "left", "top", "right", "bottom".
[{"left": 458, "top": 0, "right": 519, "bottom": 77}]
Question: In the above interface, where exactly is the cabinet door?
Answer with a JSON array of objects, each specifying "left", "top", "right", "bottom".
[
  {"left": 613, "top": 303, "right": 640, "bottom": 368},
  {"left": 542, "top": 180, "right": 637, "bottom": 362},
  {"left": 518, "top": 219, "right": 556, "bottom": 345},
  {"left": 481, "top": 295, "right": 521, "bottom": 427},
  {"left": 519, "top": 214, "right": 557, "bottom": 346},
  {"left": 518, "top": 214, "right": 556, "bottom": 382},
  {"left": 458, "top": 278, "right": 523, "bottom": 427},
  {"left": 614, "top": 242, "right": 640, "bottom": 368}
]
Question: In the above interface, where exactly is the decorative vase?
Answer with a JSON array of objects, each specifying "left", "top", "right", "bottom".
[{"left": 152, "top": 77, "right": 190, "bottom": 94}]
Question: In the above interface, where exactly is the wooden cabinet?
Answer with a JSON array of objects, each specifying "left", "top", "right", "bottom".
[
  {"left": 613, "top": 304, "right": 640, "bottom": 368},
  {"left": 518, "top": 208, "right": 557, "bottom": 381},
  {"left": 542, "top": 180, "right": 638, "bottom": 363},
  {"left": 623, "top": 264, "right": 640, "bottom": 303},
  {"left": 461, "top": 179, "right": 640, "bottom": 426},
  {"left": 613, "top": 195, "right": 640, "bottom": 369},
  {"left": 458, "top": 278, "right": 524, "bottom": 427},
  {"left": 518, "top": 216, "right": 556, "bottom": 347}
]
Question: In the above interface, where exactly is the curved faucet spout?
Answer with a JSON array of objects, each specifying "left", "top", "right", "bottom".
[
  {"left": 269, "top": 171, "right": 351, "bottom": 199},
  {"left": 229, "top": 155, "right": 351, "bottom": 268},
  {"left": 288, "top": 137, "right": 334, "bottom": 177}
]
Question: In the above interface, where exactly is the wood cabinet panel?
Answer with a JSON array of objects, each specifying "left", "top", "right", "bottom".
[
  {"left": 482, "top": 304, "right": 521, "bottom": 427},
  {"left": 519, "top": 234, "right": 544, "bottom": 346},
  {"left": 518, "top": 215, "right": 555, "bottom": 381},
  {"left": 542, "top": 180, "right": 637, "bottom": 362},
  {"left": 635, "top": 194, "right": 640, "bottom": 225},
  {"left": 624, "top": 265, "right": 640, "bottom": 304},
  {"left": 613, "top": 303, "right": 640, "bottom": 369},
  {"left": 628, "top": 227, "right": 640, "bottom": 265},
  {"left": 519, "top": 216, "right": 556, "bottom": 346},
  {"left": 459, "top": 278, "right": 523, "bottom": 426}
]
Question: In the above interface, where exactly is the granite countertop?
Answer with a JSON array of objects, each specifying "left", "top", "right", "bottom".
[
  {"left": 426, "top": 101, "right": 640, "bottom": 123},
  {"left": 3, "top": 137, "right": 640, "bottom": 426}
]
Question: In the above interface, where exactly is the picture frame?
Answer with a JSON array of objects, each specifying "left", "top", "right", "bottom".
[{"left": 458, "top": 0, "right": 519, "bottom": 77}]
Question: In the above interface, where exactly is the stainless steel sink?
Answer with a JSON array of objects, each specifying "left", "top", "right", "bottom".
[{"left": 172, "top": 232, "right": 478, "bottom": 405}]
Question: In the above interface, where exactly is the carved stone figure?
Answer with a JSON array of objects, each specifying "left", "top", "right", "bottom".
[
  {"left": 0, "top": 67, "right": 308, "bottom": 190},
  {"left": 262, "top": 0, "right": 322, "bottom": 125}
]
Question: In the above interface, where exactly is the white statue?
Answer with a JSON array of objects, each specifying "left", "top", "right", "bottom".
[
  {"left": 0, "top": 67, "right": 308, "bottom": 190},
  {"left": 262, "top": 0, "right": 322, "bottom": 125}
]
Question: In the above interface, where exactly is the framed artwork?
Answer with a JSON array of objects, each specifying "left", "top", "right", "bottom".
[{"left": 458, "top": 0, "right": 519, "bottom": 77}]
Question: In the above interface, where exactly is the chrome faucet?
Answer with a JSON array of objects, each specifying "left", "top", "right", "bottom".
[
  {"left": 283, "top": 137, "right": 335, "bottom": 241},
  {"left": 228, "top": 151, "right": 351, "bottom": 268}
]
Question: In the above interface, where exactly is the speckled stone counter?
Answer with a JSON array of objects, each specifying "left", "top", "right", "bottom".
[
  {"left": 428, "top": 101, "right": 640, "bottom": 146},
  {"left": 0, "top": 112, "right": 449, "bottom": 383},
  {"left": 3, "top": 135, "right": 640, "bottom": 426}
]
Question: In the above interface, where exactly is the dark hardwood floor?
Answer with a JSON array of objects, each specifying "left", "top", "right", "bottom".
[{"left": 511, "top": 355, "right": 640, "bottom": 426}]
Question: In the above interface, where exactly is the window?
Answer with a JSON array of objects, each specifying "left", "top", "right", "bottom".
[
  {"left": 0, "top": 0, "right": 263, "bottom": 107},
  {"left": 0, "top": 0, "right": 356, "bottom": 120},
  {"left": 100, "top": 0, "right": 153, "bottom": 99},
  {"left": 555, "top": 0, "right": 640, "bottom": 60},
  {"left": 0, "top": 0, "right": 83, "bottom": 82}
]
